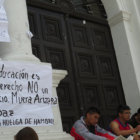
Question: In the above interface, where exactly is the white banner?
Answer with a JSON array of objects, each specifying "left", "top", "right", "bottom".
[{"left": 0, "top": 61, "right": 57, "bottom": 127}]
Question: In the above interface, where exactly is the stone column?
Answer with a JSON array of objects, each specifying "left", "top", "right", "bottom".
[
  {"left": 0, "top": 0, "right": 39, "bottom": 61},
  {"left": 102, "top": 0, "right": 140, "bottom": 113}
]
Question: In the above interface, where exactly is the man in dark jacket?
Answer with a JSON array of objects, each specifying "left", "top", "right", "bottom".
[
  {"left": 70, "top": 107, "right": 116, "bottom": 140},
  {"left": 129, "top": 108, "right": 140, "bottom": 128}
]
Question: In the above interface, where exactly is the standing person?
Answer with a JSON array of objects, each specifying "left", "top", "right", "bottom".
[
  {"left": 15, "top": 127, "right": 39, "bottom": 140},
  {"left": 110, "top": 105, "right": 140, "bottom": 140},
  {"left": 70, "top": 107, "right": 116, "bottom": 140},
  {"left": 129, "top": 108, "right": 140, "bottom": 128}
]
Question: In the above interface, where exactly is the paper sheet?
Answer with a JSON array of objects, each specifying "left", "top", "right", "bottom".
[
  {"left": 115, "top": 135, "right": 126, "bottom": 140},
  {"left": 27, "top": 30, "right": 33, "bottom": 39},
  {"left": 127, "top": 135, "right": 133, "bottom": 140},
  {"left": 0, "top": 0, "right": 10, "bottom": 42},
  {"left": 0, "top": 0, "right": 4, "bottom": 6},
  {"left": 0, "top": 22, "right": 10, "bottom": 42}
]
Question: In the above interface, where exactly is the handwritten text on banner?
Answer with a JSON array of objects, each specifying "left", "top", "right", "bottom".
[{"left": 0, "top": 61, "right": 57, "bottom": 127}]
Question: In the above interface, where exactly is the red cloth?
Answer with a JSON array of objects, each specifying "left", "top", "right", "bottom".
[
  {"left": 95, "top": 131, "right": 115, "bottom": 140},
  {"left": 70, "top": 127, "right": 85, "bottom": 140}
]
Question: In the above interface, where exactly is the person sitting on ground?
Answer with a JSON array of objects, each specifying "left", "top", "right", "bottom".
[
  {"left": 14, "top": 127, "right": 39, "bottom": 140},
  {"left": 110, "top": 105, "right": 140, "bottom": 140},
  {"left": 129, "top": 108, "right": 140, "bottom": 128},
  {"left": 70, "top": 106, "right": 116, "bottom": 140}
]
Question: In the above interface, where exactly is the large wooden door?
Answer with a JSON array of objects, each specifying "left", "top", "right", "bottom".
[
  {"left": 27, "top": 1, "right": 126, "bottom": 132},
  {"left": 66, "top": 17, "right": 125, "bottom": 129}
]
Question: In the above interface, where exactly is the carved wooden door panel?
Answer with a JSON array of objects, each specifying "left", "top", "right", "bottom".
[{"left": 27, "top": 5, "right": 126, "bottom": 132}]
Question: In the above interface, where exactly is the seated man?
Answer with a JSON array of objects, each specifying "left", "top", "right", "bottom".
[
  {"left": 110, "top": 105, "right": 140, "bottom": 140},
  {"left": 129, "top": 108, "right": 140, "bottom": 128},
  {"left": 70, "top": 107, "right": 116, "bottom": 140}
]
